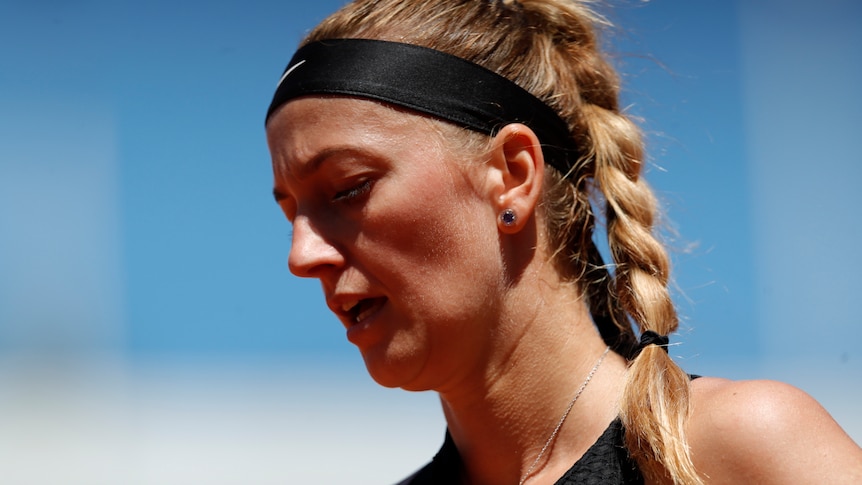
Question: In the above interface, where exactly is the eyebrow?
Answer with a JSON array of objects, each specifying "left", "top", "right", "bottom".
[
  {"left": 273, "top": 186, "right": 288, "bottom": 203},
  {"left": 271, "top": 146, "right": 378, "bottom": 203}
]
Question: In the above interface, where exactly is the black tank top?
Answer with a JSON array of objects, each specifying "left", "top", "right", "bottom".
[
  {"left": 397, "top": 373, "right": 703, "bottom": 484},
  {"left": 397, "top": 418, "right": 643, "bottom": 484}
]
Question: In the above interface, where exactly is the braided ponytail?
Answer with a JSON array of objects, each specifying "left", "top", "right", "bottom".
[{"left": 583, "top": 102, "right": 702, "bottom": 484}]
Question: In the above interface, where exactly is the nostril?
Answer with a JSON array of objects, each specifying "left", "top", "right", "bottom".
[
  {"left": 287, "top": 218, "right": 344, "bottom": 277},
  {"left": 288, "top": 255, "right": 341, "bottom": 278},
  {"left": 287, "top": 246, "right": 321, "bottom": 277}
]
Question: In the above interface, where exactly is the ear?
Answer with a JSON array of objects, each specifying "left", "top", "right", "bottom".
[{"left": 486, "top": 123, "right": 545, "bottom": 233}]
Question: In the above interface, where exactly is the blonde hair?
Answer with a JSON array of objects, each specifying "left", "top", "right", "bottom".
[{"left": 302, "top": 1, "right": 700, "bottom": 483}]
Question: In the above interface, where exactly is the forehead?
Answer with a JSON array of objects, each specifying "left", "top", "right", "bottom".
[
  {"left": 267, "top": 97, "right": 441, "bottom": 171},
  {"left": 267, "top": 96, "right": 439, "bottom": 144}
]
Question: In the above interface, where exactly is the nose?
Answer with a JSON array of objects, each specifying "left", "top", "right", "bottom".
[{"left": 287, "top": 215, "right": 345, "bottom": 278}]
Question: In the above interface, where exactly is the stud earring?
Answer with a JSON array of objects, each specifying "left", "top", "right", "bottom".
[{"left": 500, "top": 208, "right": 517, "bottom": 227}]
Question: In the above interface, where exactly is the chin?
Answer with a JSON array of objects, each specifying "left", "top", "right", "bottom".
[{"left": 359, "top": 345, "right": 428, "bottom": 391}]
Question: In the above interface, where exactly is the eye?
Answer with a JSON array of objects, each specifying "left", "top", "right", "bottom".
[{"left": 333, "top": 179, "right": 373, "bottom": 202}]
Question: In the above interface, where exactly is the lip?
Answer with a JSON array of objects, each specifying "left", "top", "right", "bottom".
[
  {"left": 345, "top": 302, "right": 384, "bottom": 345},
  {"left": 327, "top": 294, "right": 388, "bottom": 336}
]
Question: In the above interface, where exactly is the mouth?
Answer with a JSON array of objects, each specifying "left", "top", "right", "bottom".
[{"left": 340, "top": 297, "right": 387, "bottom": 325}]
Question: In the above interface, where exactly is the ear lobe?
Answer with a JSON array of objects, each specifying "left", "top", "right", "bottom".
[{"left": 489, "top": 124, "right": 545, "bottom": 233}]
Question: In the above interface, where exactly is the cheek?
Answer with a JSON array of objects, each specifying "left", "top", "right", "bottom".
[
  {"left": 374, "top": 174, "right": 491, "bottom": 259},
  {"left": 346, "top": 151, "right": 507, "bottom": 308},
  {"left": 365, "top": 183, "right": 502, "bottom": 304}
]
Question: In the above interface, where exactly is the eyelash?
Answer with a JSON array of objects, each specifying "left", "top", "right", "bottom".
[{"left": 333, "top": 179, "right": 373, "bottom": 202}]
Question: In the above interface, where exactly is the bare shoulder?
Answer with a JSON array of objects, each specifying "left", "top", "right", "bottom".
[{"left": 685, "top": 377, "right": 862, "bottom": 484}]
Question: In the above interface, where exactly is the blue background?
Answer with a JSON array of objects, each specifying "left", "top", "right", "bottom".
[{"left": 1, "top": 1, "right": 859, "bottom": 483}]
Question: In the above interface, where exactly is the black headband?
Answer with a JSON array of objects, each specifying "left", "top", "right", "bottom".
[{"left": 266, "top": 38, "right": 578, "bottom": 174}]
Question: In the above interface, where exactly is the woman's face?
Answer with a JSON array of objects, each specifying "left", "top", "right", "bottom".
[{"left": 267, "top": 97, "right": 508, "bottom": 391}]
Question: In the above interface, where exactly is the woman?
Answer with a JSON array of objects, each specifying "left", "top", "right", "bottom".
[{"left": 265, "top": 1, "right": 862, "bottom": 483}]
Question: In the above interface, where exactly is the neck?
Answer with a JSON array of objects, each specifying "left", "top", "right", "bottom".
[{"left": 436, "top": 279, "right": 628, "bottom": 485}]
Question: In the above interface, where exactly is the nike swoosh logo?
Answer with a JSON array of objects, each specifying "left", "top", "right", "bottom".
[{"left": 276, "top": 60, "right": 306, "bottom": 88}]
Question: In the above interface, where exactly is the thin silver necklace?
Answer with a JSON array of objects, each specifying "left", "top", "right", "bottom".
[{"left": 518, "top": 346, "right": 611, "bottom": 485}]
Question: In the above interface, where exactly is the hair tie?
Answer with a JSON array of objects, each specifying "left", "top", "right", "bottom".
[{"left": 637, "top": 330, "right": 669, "bottom": 354}]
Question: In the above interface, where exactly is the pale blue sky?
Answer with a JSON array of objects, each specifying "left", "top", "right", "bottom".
[{"left": 1, "top": 0, "right": 860, "bottom": 395}]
